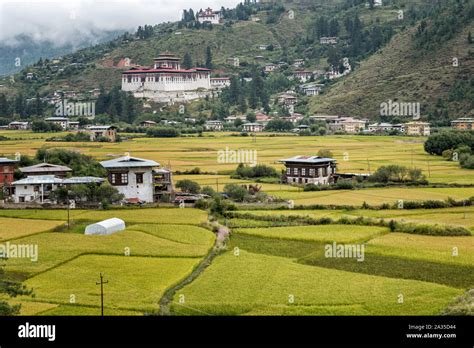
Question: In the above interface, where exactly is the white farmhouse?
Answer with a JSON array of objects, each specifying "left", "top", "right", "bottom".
[
  {"left": 100, "top": 156, "right": 161, "bottom": 203},
  {"left": 211, "top": 77, "right": 231, "bottom": 89}
]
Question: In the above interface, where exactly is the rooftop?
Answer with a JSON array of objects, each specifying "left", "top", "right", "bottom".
[
  {"left": 20, "top": 163, "right": 72, "bottom": 173},
  {"left": 0, "top": 157, "right": 17, "bottom": 164},
  {"left": 279, "top": 156, "right": 336, "bottom": 164},
  {"left": 12, "top": 175, "right": 64, "bottom": 185},
  {"left": 100, "top": 156, "right": 160, "bottom": 169}
]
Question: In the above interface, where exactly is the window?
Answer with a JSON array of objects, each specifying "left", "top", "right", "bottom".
[
  {"left": 136, "top": 173, "right": 144, "bottom": 184},
  {"left": 286, "top": 168, "right": 291, "bottom": 175},
  {"left": 110, "top": 173, "right": 128, "bottom": 186},
  {"left": 293, "top": 168, "right": 298, "bottom": 176},
  {"left": 309, "top": 169, "right": 315, "bottom": 176},
  {"left": 301, "top": 168, "right": 306, "bottom": 176}
]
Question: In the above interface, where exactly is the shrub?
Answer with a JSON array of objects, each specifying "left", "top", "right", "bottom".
[
  {"left": 232, "top": 163, "right": 280, "bottom": 179},
  {"left": 176, "top": 180, "right": 201, "bottom": 194},
  {"left": 223, "top": 184, "right": 249, "bottom": 202},
  {"left": 146, "top": 127, "right": 180, "bottom": 138}
]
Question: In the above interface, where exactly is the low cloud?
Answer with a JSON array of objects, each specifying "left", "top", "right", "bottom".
[{"left": 0, "top": 0, "right": 240, "bottom": 46}]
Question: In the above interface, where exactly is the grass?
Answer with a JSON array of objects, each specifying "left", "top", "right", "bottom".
[
  {"left": 128, "top": 224, "right": 215, "bottom": 246},
  {"left": 171, "top": 250, "right": 462, "bottom": 316},
  {"left": 0, "top": 217, "right": 64, "bottom": 240},
  {"left": 0, "top": 208, "right": 208, "bottom": 225},
  {"left": 22, "top": 254, "right": 202, "bottom": 313},
  {"left": 234, "top": 225, "right": 388, "bottom": 243},
  {"left": 5, "top": 227, "right": 214, "bottom": 275}
]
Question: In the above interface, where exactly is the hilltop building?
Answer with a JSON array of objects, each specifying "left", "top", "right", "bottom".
[
  {"left": 121, "top": 53, "right": 212, "bottom": 103},
  {"left": 280, "top": 155, "right": 337, "bottom": 185},
  {"left": 197, "top": 8, "right": 222, "bottom": 24}
]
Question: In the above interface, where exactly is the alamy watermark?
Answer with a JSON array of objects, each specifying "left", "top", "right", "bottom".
[
  {"left": 55, "top": 99, "right": 95, "bottom": 117},
  {"left": 217, "top": 147, "right": 257, "bottom": 166},
  {"left": 325, "top": 242, "right": 365, "bottom": 262},
  {"left": 0, "top": 242, "right": 38, "bottom": 262},
  {"left": 380, "top": 100, "right": 420, "bottom": 120}
]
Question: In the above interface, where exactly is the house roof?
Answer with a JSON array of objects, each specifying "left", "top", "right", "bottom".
[
  {"left": 12, "top": 175, "right": 64, "bottom": 185},
  {"left": 243, "top": 123, "right": 263, "bottom": 126},
  {"left": 123, "top": 67, "right": 210, "bottom": 74},
  {"left": 279, "top": 156, "right": 336, "bottom": 164},
  {"left": 20, "top": 163, "right": 72, "bottom": 173},
  {"left": 100, "top": 156, "right": 160, "bottom": 169},
  {"left": 0, "top": 157, "right": 17, "bottom": 164},
  {"left": 62, "top": 177, "right": 105, "bottom": 184},
  {"left": 88, "top": 125, "right": 117, "bottom": 130}
]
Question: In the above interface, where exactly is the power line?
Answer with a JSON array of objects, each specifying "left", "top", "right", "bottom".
[{"left": 96, "top": 273, "right": 109, "bottom": 316}]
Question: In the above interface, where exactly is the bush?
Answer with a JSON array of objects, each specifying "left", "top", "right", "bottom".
[
  {"left": 146, "top": 127, "right": 180, "bottom": 138},
  {"left": 424, "top": 130, "right": 474, "bottom": 156},
  {"left": 223, "top": 184, "right": 249, "bottom": 202},
  {"left": 232, "top": 163, "right": 280, "bottom": 179},
  {"left": 176, "top": 180, "right": 201, "bottom": 194}
]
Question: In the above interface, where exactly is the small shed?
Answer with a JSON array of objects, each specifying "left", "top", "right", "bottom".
[{"left": 85, "top": 218, "right": 126, "bottom": 236}]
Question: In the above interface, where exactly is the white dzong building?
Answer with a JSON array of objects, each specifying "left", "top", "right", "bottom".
[
  {"left": 197, "top": 8, "right": 222, "bottom": 24},
  {"left": 121, "top": 53, "right": 212, "bottom": 103}
]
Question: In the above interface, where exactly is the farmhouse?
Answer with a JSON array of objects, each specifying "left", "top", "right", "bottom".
[
  {"left": 11, "top": 175, "right": 104, "bottom": 204},
  {"left": 140, "top": 120, "right": 157, "bottom": 128},
  {"left": 264, "top": 64, "right": 278, "bottom": 73},
  {"left": 242, "top": 123, "right": 264, "bottom": 133},
  {"left": 280, "top": 155, "right": 337, "bottom": 185},
  {"left": 197, "top": 8, "right": 222, "bottom": 24},
  {"left": 320, "top": 37, "right": 338, "bottom": 45},
  {"left": 292, "top": 71, "right": 313, "bottom": 83},
  {"left": 451, "top": 117, "right": 474, "bottom": 130},
  {"left": 300, "top": 83, "right": 324, "bottom": 96},
  {"left": 100, "top": 155, "right": 172, "bottom": 203},
  {"left": 406, "top": 121, "right": 431, "bottom": 136},
  {"left": 8, "top": 121, "right": 30, "bottom": 130},
  {"left": 211, "top": 77, "right": 231, "bottom": 89},
  {"left": 204, "top": 120, "right": 224, "bottom": 131},
  {"left": 0, "top": 158, "right": 17, "bottom": 195},
  {"left": 368, "top": 123, "right": 406, "bottom": 133},
  {"left": 256, "top": 112, "right": 272, "bottom": 124},
  {"left": 121, "top": 53, "right": 212, "bottom": 102},
  {"left": 224, "top": 115, "right": 247, "bottom": 123},
  {"left": 292, "top": 59, "right": 305, "bottom": 68},
  {"left": 227, "top": 57, "right": 240, "bottom": 67},
  {"left": 20, "top": 163, "right": 72, "bottom": 178},
  {"left": 278, "top": 92, "right": 298, "bottom": 106},
  {"left": 281, "top": 113, "right": 304, "bottom": 124},
  {"left": 86, "top": 125, "right": 118, "bottom": 142},
  {"left": 45, "top": 117, "right": 70, "bottom": 130}
]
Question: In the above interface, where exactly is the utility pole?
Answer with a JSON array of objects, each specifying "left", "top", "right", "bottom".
[{"left": 96, "top": 273, "right": 108, "bottom": 316}]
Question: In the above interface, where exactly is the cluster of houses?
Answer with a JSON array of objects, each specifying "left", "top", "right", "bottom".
[
  {"left": 203, "top": 114, "right": 433, "bottom": 136},
  {"left": 0, "top": 156, "right": 174, "bottom": 205}
]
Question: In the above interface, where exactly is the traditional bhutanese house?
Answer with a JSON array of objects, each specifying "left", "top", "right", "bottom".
[
  {"left": 140, "top": 120, "right": 157, "bottom": 128},
  {"left": 242, "top": 123, "right": 265, "bottom": 133},
  {"left": 320, "top": 36, "right": 338, "bottom": 45},
  {"left": 292, "top": 71, "right": 313, "bottom": 83},
  {"left": 340, "top": 117, "right": 367, "bottom": 134},
  {"left": 451, "top": 117, "right": 474, "bottom": 131},
  {"left": 292, "top": 59, "right": 305, "bottom": 68},
  {"left": 300, "top": 83, "right": 324, "bottom": 96},
  {"left": 100, "top": 156, "right": 162, "bottom": 203},
  {"left": 406, "top": 121, "right": 431, "bottom": 136},
  {"left": 45, "top": 117, "right": 70, "bottom": 130},
  {"left": 210, "top": 77, "right": 231, "bottom": 89},
  {"left": 278, "top": 92, "right": 298, "bottom": 106},
  {"left": 264, "top": 64, "right": 278, "bottom": 73},
  {"left": 20, "top": 163, "right": 72, "bottom": 178},
  {"left": 368, "top": 123, "right": 395, "bottom": 133},
  {"left": 279, "top": 155, "right": 337, "bottom": 185},
  {"left": 281, "top": 113, "right": 304, "bottom": 124},
  {"left": 204, "top": 120, "right": 224, "bottom": 131},
  {"left": 0, "top": 158, "right": 18, "bottom": 195},
  {"left": 224, "top": 115, "right": 247, "bottom": 123},
  {"left": 68, "top": 121, "right": 80, "bottom": 130},
  {"left": 86, "top": 125, "right": 117, "bottom": 142},
  {"left": 152, "top": 168, "right": 174, "bottom": 202},
  {"left": 197, "top": 8, "right": 222, "bottom": 24},
  {"left": 255, "top": 112, "right": 272, "bottom": 124},
  {"left": 8, "top": 121, "right": 30, "bottom": 130}
]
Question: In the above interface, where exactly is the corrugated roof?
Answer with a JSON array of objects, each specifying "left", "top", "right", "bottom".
[
  {"left": 0, "top": 157, "right": 17, "bottom": 164},
  {"left": 63, "top": 177, "right": 105, "bottom": 184},
  {"left": 279, "top": 156, "right": 336, "bottom": 164},
  {"left": 100, "top": 156, "right": 160, "bottom": 169},
  {"left": 20, "top": 163, "right": 72, "bottom": 173},
  {"left": 12, "top": 175, "right": 64, "bottom": 185}
]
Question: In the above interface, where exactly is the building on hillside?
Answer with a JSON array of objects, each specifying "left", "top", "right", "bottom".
[
  {"left": 281, "top": 113, "right": 304, "bottom": 124},
  {"left": 242, "top": 123, "right": 264, "bottom": 133},
  {"left": 45, "top": 117, "right": 70, "bottom": 130},
  {"left": 309, "top": 115, "right": 340, "bottom": 123},
  {"left": 197, "top": 8, "right": 222, "bottom": 24},
  {"left": 280, "top": 155, "right": 337, "bottom": 185},
  {"left": 0, "top": 158, "right": 17, "bottom": 195},
  {"left": 291, "top": 71, "right": 313, "bottom": 83},
  {"left": 68, "top": 121, "right": 80, "bottom": 130},
  {"left": 86, "top": 125, "right": 118, "bottom": 142},
  {"left": 257, "top": 44, "right": 269, "bottom": 50},
  {"left": 11, "top": 175, "right": 104, "bottom": 204},
  {"left": 340, "top": 118, "right": 367, "bottom": 134},
  {"left": 20, "top": 163, "right": 72, "bottom": 178},
  {"left": 89, "top": 88, "right": 101, "bottom": 98},
  {"left": 100, "top": 155, "right": 173, "bottom": 204},
  {"left": 406, "top": 121, "right": 431, "bottom": 136},
  {"left": 8, "top": 121, "right": 30, "bottom": 130},
  {"left": 255, "top": 112, "right": 272, "bottom": 124},
  {"left": 264, "top": 64, "right": 278, "bottom": 73},
  {"left": 320, "top": 37, "right": 338, "bottom": 45},
  {"left": 451, "top": 117, "right": 474, "bottom": 130},
  {"left": 300, "top": 83, "right": 324, "bottom": 96},
  {"left": 368, "top": 123, "right": 395, "bottom": 133},
  {"left": 224, "top": 115, "right": 247, "bottom": 123},
  {"left": 140, "top": 120, "right": 157, "bottom": 128},
  {"left": 204, "top": 120, "right": 224, "bottom": 131},
  {"left": 227, "top": 57, "right": 240, "bottom": 67},
  {"left": 121, "top": 53, "right": 212, "bottom": 103},
  {"left": 292, "top": 59, "right": 305, "bottom": 68},
  {"left": 278, "top": 92, "right": 298, "bottom": 106},
  {"left": 210, "top": 77, "right": 231, "bottom": 89}
]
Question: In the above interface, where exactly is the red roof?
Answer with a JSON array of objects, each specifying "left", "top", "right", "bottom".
[{"left": 123, "top": 67, "right": 210, "bottom": 74}]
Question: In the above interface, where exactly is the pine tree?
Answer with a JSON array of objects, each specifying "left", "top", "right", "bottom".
[
  {"left": 0, "top": 94, "right": 9, "bottom": 116},
  {"left": 205, "top": 46, "right": 213, "bottom": 69},
  {"left": 182, "top": 53, "right": 193, "bottom": 69}
]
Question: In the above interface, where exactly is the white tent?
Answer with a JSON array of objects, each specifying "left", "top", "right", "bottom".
[{"left": 84, "top": 218, "right": 126, "bottom": 236}]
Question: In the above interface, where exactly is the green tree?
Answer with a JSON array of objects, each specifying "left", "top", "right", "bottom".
[
  {"left": 176, "top": 180, "right": 201, "bottom": 194},
  {"left": 205, "top": 46, "right": 213, "bottom": 69},
  {"left": 183, "top": 52, "right": 193, "bottom": 69}
]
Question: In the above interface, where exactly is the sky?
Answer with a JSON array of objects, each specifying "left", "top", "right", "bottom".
[{"left": 0, "top": 0, "right": 241, "bottom": 45}]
